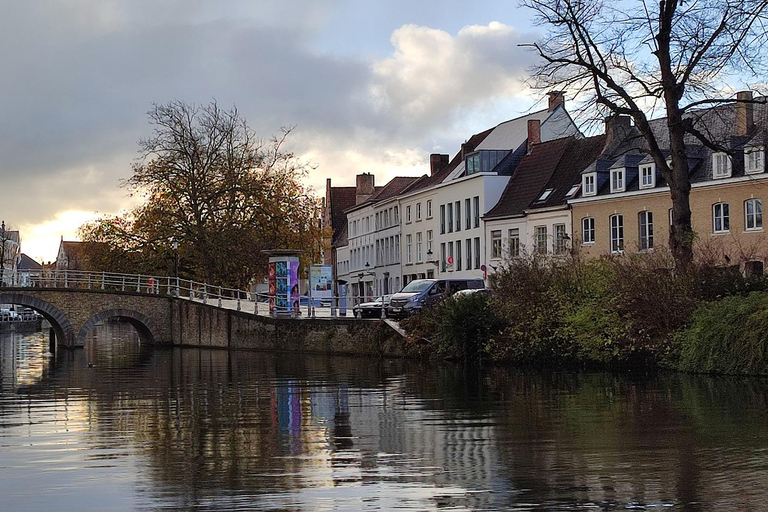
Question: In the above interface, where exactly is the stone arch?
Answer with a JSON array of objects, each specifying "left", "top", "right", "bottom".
[
  {"left": 76, "top": 309, "right": 161, "bottom": 346},
  {"left": 0, "top": 292, "right": 74, "bottom": 347}
]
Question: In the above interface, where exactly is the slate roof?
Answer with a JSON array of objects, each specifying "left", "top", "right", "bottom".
[
  {"left": 17, "top": 254, "right": 42, "bottom": 270},
  {"left": 485, "top": 135, "right": 606, "bottom": 219}
]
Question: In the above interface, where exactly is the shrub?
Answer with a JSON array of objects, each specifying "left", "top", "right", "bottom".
[{"left": 675, "top": 292, "right": 768, "bottom": 375}]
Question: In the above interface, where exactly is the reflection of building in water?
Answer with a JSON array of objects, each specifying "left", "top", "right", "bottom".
[{"left": 0, "top": 332, "right": 51, "bottom": 391}]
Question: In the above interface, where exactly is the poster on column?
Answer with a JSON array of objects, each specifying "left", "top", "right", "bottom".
[
  {"left": 268, "top": 262, "right": 276, "bottom": 313},
  {"left": 276, "top": 261, "right": 287, "bottom": 310},
  {"left": 309, "top": 265, "right": 333, "bottom": 299},
  {"left": 289, "top": 261, "right": 300, "bottom": 312}
]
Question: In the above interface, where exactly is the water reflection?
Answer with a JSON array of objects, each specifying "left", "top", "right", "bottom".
[{"left": 2, "top": 327, "right": 768, "bottom": 510}]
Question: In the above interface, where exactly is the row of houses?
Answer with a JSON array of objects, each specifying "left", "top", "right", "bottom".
[{"left": 323, "top": 91, "right": 768, "bottom": 300}]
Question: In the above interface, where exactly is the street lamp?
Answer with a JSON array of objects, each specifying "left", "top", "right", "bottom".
[{"left": 172, "top": 237, "right": 179, "bottom": 297}]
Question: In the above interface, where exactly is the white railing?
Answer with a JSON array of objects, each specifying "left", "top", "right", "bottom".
[{"left": 0, "top": 269, "right": 380, "bottom": 319}]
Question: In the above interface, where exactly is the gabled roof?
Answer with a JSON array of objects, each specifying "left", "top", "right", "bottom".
[
  {"left": 485, "top": 135, "right": 606, "bottom": 219},
  {"left": 329, "top": 186, "right": 356, "bottom": 247},
  {"left": 370, "top": 176, "right": 421, "bottom": 202},
  {"left": 17, "top": 254, "right": 42, "bottom": 270}
]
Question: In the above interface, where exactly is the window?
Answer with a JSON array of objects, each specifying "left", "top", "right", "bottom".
[
  {"left": 473, "top": 196, "right": 480, "bottom": 228},
  {"left": 535, "top": 226, "right": 548, "bottom": 254},
  {"left": 406, "top": 205, "right": 412, "bottom": 223},
  {"left": 508, "top": 228, "right": 520, "bottom": 257},
  {"left": 554, "top": 224, "right": 567, "bottom": 254},
  {"left": 466, "top": 150, "right": 509, "bottom": 175},
  {"left": 610, "top": 214, "right": 624, "bottom": 253},
  {"left": 640, "top": 164, "right": 655, "bottom": 189},
  {"left": 406, "top": 234, "right": 412, "bottom": 263},
  {"left": 565, "top": 184, "right": 580, "bottom": 198},
  {"left": 427, "top": 200, "right": 433, "bottom": 218},
  {"left": 440, "top": 243, "right": 446, "bottom": 271},
  {"left": 713, "top": 202, "right": 730, "bottom": 233},
  {"left": 610, "top": 168, "right": 625, "bottom": 193},
  {"left": 416, "top": 203, "right": 422, "bottom": 221},
  {"left": 745, "top": 199, "right": 763, "bottom": 231},
  {"left": 538, "top": 188, "right": 554, "bottom": 202},
  {"left": 416, "top": 232, "right": 423, "bottom": 262},
  {"left": 394, "top": 206, "right": 399, "bottom": 223},
  {"left": 447, "top": 203, "right": 454, "bottom": 233},
  {"left": 638, "top": 211, "right": 654, "bottom": 251},
  {"left": 582, "top": 173, "right": 596, "bottom": 196},
  {"left": 448, "top": 242, "right": 454, "bottom": 271},
  {"left": 440, "top": 205, "right": 446, "bottom": 234},
  {"left": 713, "top": 153, "right": 732, "bottom": 179},
  {"left": 582, "top": 217, "right": 595, "bottom": 244},
  {"left": 465, "top": 198, "right": 471, "bottom": 230},
  {"left": 455, "top": 201, "right": 461, "bottom": 231},
  {"left": 745, "top": 147, "right": 765, "bottom": 174},
  {"left": 456, "top": 239, "right": 462, "bottom": 270},
  {"left": 466, "top": 239, "right": 472, "bottom": 270},
  {"left": 395, "top": 236, "right": 400, "bottom": 262},
  {"left": 491, "top": 230, "right": 503, "bottom": 259},
  {"left": 427, "top": 230, "right": 433, "bottom": 255},
  {"left": 474, "top": 237, "right": 481, "bottom": 268}
]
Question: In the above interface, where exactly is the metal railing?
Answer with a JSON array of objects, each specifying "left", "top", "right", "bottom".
[{"left": 0, "top": 269, "right": 384, "bottom": 319}]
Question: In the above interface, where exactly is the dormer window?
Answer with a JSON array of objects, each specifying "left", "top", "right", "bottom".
[
  {"left": 610, "top": 168, "right": 625, "bottom": 193},
  {"left": 713, "top": 152, "right": 732, "bottom": 179},
  {"left": 465, "top": 150, "right": 510, "bottom": 176},
  {"left": 582, "top": 173, "right": 597, "bottom": 197},
  {"left": 639, "top": 163, "right": 655, "bottom": 189},
  {"left": 745, "top": 146, "right": 765, "bottom": 174},
  {"left": 565, "top": 183, "right": 580, "bottom": 198}
]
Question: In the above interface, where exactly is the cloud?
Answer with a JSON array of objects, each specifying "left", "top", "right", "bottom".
[{"left": 0, "top": 3, "right": 541, "bottom": 259}]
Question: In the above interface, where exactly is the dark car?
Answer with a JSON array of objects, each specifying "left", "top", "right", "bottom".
[
  {"left": 354, "top": 295, "right": 392, "bottom": 318},
  {"left": 387, "top": 278, "right": 485, "bottom": 318}
]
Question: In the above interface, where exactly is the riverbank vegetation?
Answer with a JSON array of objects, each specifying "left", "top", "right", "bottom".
[{"left": 402, "top": 251, "right": 768, "bottom": 375}]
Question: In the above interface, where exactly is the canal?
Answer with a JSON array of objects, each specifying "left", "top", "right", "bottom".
[{"left": 2, "top": 325, "right": 768, "bottom": 510}]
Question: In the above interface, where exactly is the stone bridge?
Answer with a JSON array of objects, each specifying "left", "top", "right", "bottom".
[{"left": 0, "top": 287, "right": 407, "bottom": 356}]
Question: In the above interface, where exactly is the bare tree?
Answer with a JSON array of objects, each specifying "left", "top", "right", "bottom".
[
  {"left": 521, "top": 0, "right": 768, "bottom": 269},
  {"left": 0, "top": 221, "right": 20, "bottom": 286}
]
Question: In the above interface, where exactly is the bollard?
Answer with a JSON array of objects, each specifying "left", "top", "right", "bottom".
[
  {"left": 237, "top": 294, "right": 241, "bottom": 311},
  {"left": 218, "top": 287, "right": 222, "bottom": 308},
  {"left": 136, "top": 275, "right": 141, "bottom": 293},
  {"left": 101, "top": 272, "right": 105, "bottom": 290}
]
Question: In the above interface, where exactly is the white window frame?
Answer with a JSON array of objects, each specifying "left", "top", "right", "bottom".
[
  {"left": 610, "top": 168, "right": 625, "bottom": 193},
  {"left": 535, "top": 226, "right": 548, "bottom": 255},
  {"left": 406, "top": 205, "right": 412, "bottom": 223},
  {"left": 713, "top": 152, "right": 732, "bottom": 179},
  {"left": 638, "top": 210, "right": 654, "bottom": 251},
  {"left": 491, "top": 230, "right": 503, "bottom": 259},
  {"left": 713, "top": 202, "right": 730, "bottom": 233},
  {"left": 416, "top": 202, "right": 421, "bottom": 221},
  {"left": 416, "top": 232, "right": 423, "bottom": 262},
  {"left": 745, "top": 198, "right": 763, "bottom": 231},
  {"left": 508, "top": 228, "right": 520, "bottom": 257},
  {"left": 581, "top": 217, "right": 595, "bottom": 245},
  {"left": 406, "top": 234, "right": 413, "bottom": 263},
  {"left": 745, "top": 146, "right": 765, "bottom": 175},
  {"left": 554, "top": 224, "right": 567, "bottom": 254},
  {"left": 610, "top": 214, "right": 624, "bottom": 253},
  {"left": 426, "top": 200, "right": 433, "bottom": 218},
  {"left": 639, "top": 163, "right": 655, "bottom": 189},
  {"left": 582, "top": 173, "right": 597, "bottom": 197}
]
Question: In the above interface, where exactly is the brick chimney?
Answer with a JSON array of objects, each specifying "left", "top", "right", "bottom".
[
  {"left": 736, "top": 90, "right": 754, "bottom": 136},
  {"left": 429, "top": 153, "right": 449, "bottom": 176},
  {"left": 603, "top": 115, "right": 633, "bottom": 150},
  {"left": 461, "top": 141, "right": 475, "bottom": 160},
  {"left": 548, "top": 91, "right": 565, "bottom": 112},
  {"left": 527, "top": 119, "right": 541, "bottom": 152},
  {"left": 355, "top": 173, "right": 375, "bottom": 205}
]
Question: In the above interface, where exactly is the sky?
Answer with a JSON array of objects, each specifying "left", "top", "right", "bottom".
[{"left": 0, "top": 0, "right": 548, "bottom": 262}]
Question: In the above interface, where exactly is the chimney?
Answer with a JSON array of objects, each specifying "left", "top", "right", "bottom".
[
  {"left": 461, "top": 141, "right": 475, "bottom": 161},
  {"left": 429, "top": 153, "right": 449, "bottom": 176},
  {"left": 736, "top": 90, "right": 754, "bottom": 136},
  {"left": 603, "top": 115, "right": 633, "bottom": 150},
  {"left": 548, "top": 91, "right": 565, "bottom": 112},
  {"left": 355, "top": 173, "right": 375, "bottom": 205},
  {"left": 527, "top": 119, "right": 541, "bottom": 152}
]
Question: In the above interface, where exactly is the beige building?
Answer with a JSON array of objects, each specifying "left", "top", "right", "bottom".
[{"left": 570, "top": 93, "right": 768, "bottom": 267}]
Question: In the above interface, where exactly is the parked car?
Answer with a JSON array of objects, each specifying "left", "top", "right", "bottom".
[
  {"left": 354, "top": 295, "right": 392, "bottom": 318},
  {"left": 387, "top": 278, "right": 485, "bottom": 319}
]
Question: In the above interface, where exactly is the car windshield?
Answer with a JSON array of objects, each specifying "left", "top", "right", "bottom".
[{"left": 400, "top": 280, "right": 434, "bottom": 293}]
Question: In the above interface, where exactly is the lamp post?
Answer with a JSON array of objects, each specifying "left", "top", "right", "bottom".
[
  {"left": 426, "top": 249, "right": 439, "bottom": 278},
  {"left": 172, "top": 237, "right": 179, "bottom": 297}
]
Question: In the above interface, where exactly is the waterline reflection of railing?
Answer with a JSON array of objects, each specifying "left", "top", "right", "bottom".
[{"left": 0, "top": 269, "right": 371, "bottom": 319}]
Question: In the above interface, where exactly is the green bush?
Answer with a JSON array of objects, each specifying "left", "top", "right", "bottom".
[{"left": 676, "top": 292, "right": 768, "bottom": 375}]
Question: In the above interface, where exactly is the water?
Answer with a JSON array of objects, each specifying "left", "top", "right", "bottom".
[{"left": 2, "top": 326, "right": 768, "bottom": 511}]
